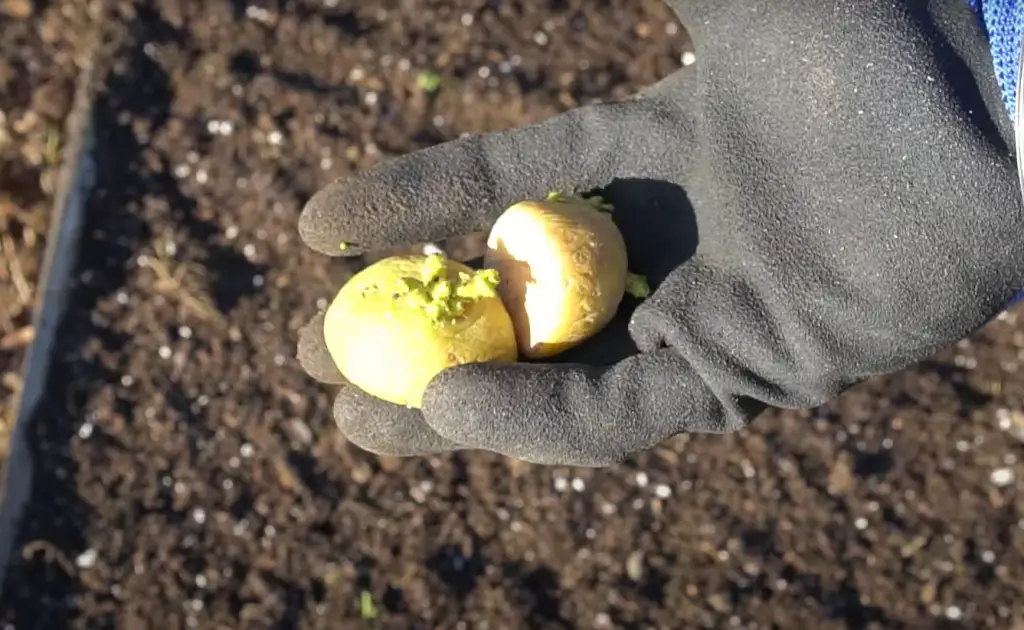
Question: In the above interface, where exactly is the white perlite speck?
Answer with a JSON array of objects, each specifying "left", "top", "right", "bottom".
[
  {"left": 991, "top": 467, "right": 1015, "bottom": 487},
  {"left": 75, "top": 548, "right": 98, "bottom": 569}
]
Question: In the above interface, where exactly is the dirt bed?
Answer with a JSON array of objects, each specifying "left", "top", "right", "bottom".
[
  {"left": 3, "top": 1, "right": 1024, "bottom": 629},
  {"left": 0, "top": 0, "right": 94, "bottom": 469}
]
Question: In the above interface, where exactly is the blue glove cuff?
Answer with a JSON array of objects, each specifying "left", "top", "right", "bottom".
[
  {"left": 969, "top": 0, "right": 1024, "bottom": 119},
  {"left": 968, "top": 1, "right": 1024, "bottom": 303}
]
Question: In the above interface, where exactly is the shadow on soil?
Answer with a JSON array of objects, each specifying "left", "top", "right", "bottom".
[{"left": 425, "top": 544, "right": 576, "bottom": 629}]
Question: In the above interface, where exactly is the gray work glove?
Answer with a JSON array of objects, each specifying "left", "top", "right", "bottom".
[{"left": 297, "top": 0, "right": 1024, "bottom": 466}]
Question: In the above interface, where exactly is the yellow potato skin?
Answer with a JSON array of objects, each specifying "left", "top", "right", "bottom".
[
  {"left": 323, "top": 255, "right": 518, "bottom": 408},
  {"left": 484, "top": 198, "right": 628, "bottom": 359}
]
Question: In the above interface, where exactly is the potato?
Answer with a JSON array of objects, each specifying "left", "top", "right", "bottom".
[
  {"left": 322, "top": 253, "right": 518, "bottom": 408},
  {"left": 484, "top": 192, "right": 649, "bottom": 359}
]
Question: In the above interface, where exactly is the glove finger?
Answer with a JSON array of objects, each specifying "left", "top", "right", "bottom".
[
  {"left": 421, "top": 348, "right": 736, "bottom": 467},
  {"left": 296, "top": 311, "right": 345, "bottom": 385},
  {"left": 333, "top": 388, "right": 461, "bottom": 457},
  {"left": 298, "top": 98, "right": 689, "bottom": 256}
]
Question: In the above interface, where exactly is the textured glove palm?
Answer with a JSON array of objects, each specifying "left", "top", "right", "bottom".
[{"left": 297, "top": 0, "right": 1024, "bottom": 466}]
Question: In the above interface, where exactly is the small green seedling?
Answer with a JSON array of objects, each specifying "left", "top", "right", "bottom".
[
  {"left": 359, "top": 590, "right": 378, "bottom": 620},
  {"left": 416, "top": 71, "right": 442, "bottom": 94}
]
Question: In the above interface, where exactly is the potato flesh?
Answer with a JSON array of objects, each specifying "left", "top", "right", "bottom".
[
  {"left": 323, "top": 256, "right": 518, "bottom": 408},
  {"left": 484, "top": 199, "right": 628, "bottom": 359}
]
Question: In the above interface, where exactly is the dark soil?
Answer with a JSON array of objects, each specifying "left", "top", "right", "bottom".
[
  {"left": 3, "top": 1, "right": 1024, "bottom": 629},
  {"left": 0, "top": 0, "right": 92, "bottom": 463}
]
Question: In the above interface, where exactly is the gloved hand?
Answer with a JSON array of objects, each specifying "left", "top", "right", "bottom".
[{"left": 297, "top": 0, "right": 1024, "bottom": 467}]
